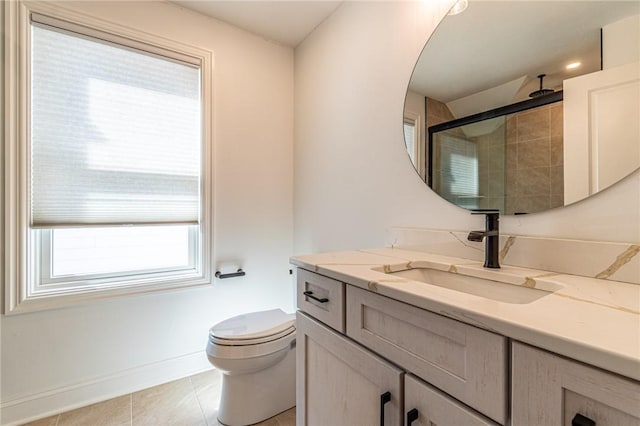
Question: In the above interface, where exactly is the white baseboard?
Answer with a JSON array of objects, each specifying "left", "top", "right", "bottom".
[{"left": 0, "top": 350, "right": 212, "bottom": 426}]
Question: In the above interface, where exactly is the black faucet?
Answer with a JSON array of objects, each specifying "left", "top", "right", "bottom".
[{"left": 468, "top": 210, "right": 500, "bottom": 269}]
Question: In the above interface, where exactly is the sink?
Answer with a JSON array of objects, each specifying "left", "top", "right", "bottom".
[{"left": 374, "top": 267, "right": 561, "bottom": 304}]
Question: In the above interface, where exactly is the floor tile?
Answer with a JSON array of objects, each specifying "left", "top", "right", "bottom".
[
  {"left": 256, "top": 408, "right": 296, "bottom": 426},
  {"left": 190, "top": 370, "right": 222, "bottom": 426},
  {"left": 132, "top": 377, "right": 205, "bottom": 426},
  {"left": 21, "top": 371, "right": 294, "bottom": 426},
  {"left": 21, "top": 415, "right": 59, "bottom": 426},
  {"left": 57, "top": 395, "right": 131, "bottom": 426},
  {"left": 190, "top": 369, "right": 222, "bottom": 398}
]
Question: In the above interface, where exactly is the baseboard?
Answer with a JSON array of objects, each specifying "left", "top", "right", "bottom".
[{"left": 0, "top": 350, "right": 212, "bottom": 426}]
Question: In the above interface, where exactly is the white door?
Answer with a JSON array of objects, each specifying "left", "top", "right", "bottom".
[{"left": 563, "top": 61, "right": 640, "bottom": 205}]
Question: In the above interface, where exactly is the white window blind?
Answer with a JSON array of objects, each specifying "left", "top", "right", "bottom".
[
  {"left": 403, "top": 120, "right": 416, "bottom": 166},
  {"left": 435, "top": 134, "right": 479, "bottom": 209},
  {"left": 30, "top": 20, "right": 202, "bottom": 227}
]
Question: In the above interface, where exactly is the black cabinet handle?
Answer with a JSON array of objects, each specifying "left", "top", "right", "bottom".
[
  {"left": 572, "top": 414, "right": 596, "bottom": 426},
  {"left": 407, "top": 408, "right": 419, "bottom": 425},
  {"left": 379, "top": 391, "right": 391, "bottom": 426},
  {"left": 303, "top": 290, "right": 328, "bottom": 303}
]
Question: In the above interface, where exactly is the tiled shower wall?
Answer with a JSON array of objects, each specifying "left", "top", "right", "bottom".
[
  {"left": 426, "top": 97, "right": 455, "bottom": 128},
  {"left": 475, "top": 123, "right": 507, "bottom": 211},
  {"left": 505, "top": 102, "right": 564, "bottom": 214}
]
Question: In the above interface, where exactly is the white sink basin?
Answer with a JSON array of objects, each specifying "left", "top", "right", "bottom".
[{"left": 376, "top": 267, "right": 561, "bottom": 304}]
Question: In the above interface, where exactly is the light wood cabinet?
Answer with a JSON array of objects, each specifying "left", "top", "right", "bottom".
[
  {"left": 297, "top": 268, "right": 345, "bottom": 332},
  {"left": 295, "top": 268, "right": 640, "bottom": 426},
  {"left": 512, "top": 342, "right": 640, "bottom": 426},
  {"left": 346, "top": 285, "right": 507, "bottom": 424},
  {"left": 296, "top": 312, "right": 403, "bottom": 426},
  {"left": 404, "top": 374, "right": 499, "bottom": 426}
]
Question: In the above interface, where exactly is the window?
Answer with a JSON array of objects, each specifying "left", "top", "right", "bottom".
[
  {"left": 403, "top": 112, "right": 424, "bottom": 180},
  {"left": 38, "top": 226, "right": 198, "bottom": 289},
  {"left": 4, "top": 2, "right": 213, "bottom": 313},
  {"left": 403, "top": 119, "right": 417, "bottom": 166},
  {"left": 433, "top": 134, "right": 479, "bottom": 210}
]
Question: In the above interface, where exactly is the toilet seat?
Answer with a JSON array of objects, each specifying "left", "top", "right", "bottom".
[
  {"left": 208, "top": 328, "right": 295, "bottom": 360},
  {"left": 209, "top": 308, "right": 295, "bottom": 346},
  {"left": 205, "top": 309, "right": 297, "bottom": 425},
  {"left": 210, "top": 327, "right": 295, "bottom": 346}
]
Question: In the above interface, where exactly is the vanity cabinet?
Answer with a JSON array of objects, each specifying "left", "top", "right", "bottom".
[
  {"left": 296, "top": 267, "right": 640, "bottom": 426},
  {"left": 512, "top": 342, "right": 640, "bottom": 426},
  {"left": 346, "top": 285, "right": 507, "bottom": 424},
  {"left": 296, "top": 312, "right": 403, "bottom": 426},
  {"left": 296, "top": 310, "right": 497, "bottom": 426},
  {"left": 296, "top": 268, "right": 505, "bottom": 426}
]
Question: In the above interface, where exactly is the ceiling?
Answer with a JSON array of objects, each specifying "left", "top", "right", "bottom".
[
  {"left": 171, "top": 1, "right": 342, "bottom": 47},
  {"left": 170, "top": 1, "right": 639, "bottom": 110},
  {"left": 408, "top": 1, "right": 640, "bottom": 108}
]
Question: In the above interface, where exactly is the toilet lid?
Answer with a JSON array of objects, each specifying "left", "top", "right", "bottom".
[{"left": 209, "top": 309, "right": 295, "bottom": 344}]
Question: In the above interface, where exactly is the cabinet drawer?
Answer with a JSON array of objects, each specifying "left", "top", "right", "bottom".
[
  {"left": 512, "top": 342, "right": 640, "bottom": 426},
  {"left": 405, "top": 374, "right": 499, "bottom": 426},
  {"left": 297, "top": 269, "right": 345, "bottom": 332},
  {"left": 346, "top": 285, "right": 507, "bottom": 424}
]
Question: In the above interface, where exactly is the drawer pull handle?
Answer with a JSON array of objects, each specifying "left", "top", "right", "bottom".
[
  {"left": 303, "top": 291, "right": 328, "bottom": 303},
  {"left": 572, "top": 414, "right": 596, "bottom": 426},
  {"left": 379, "top": 391, "right": 391, "bottom": 426},
  {"left": 406, "top": 408, "right": 419, "bottom": 425}
]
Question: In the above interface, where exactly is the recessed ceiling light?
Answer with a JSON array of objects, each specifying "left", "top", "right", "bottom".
[
  {"left": 448, "top": 0, "right": 468, "bottom": 16},
  {"left": 566, "top": 62, "right": 582, "bottom": 70}
]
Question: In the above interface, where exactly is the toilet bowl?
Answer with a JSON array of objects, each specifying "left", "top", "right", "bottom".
[{"left": 206, "top": 309, "right": 296, "bottom": 426}]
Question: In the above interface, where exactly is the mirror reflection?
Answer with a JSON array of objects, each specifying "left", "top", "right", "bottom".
[{"left": 404, "top": 1, "right": 640, "bottom": 214}]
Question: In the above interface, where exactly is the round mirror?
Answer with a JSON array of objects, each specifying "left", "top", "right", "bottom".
[{"left": 404, "top": 0, "right": 640, "bottom": 215}]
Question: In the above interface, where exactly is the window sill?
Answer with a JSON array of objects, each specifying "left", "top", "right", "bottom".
[{"left": 5, "top": 273, "right": 211, "bottom": 315}]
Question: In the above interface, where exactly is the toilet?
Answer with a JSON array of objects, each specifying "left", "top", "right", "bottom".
[{"left": 206, "top": 309, "right": 296, "bottom": 426}]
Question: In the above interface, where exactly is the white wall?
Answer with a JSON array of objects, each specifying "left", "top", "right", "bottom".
[
  {"left": 404, "top": 91, "right": 424, "bottom": 115},
  {"left": 1, "top": 1, "right": 294, "bottom": 424},
  {"left": 603, "top": 14, "right": 640, "bottom": 69},
  {"left": 293, "top": 0, "right": 640, "bottom": 256}
]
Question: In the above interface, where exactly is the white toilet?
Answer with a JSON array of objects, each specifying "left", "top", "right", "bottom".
[{"left": 206, "top": 309, "right": 296, "bottom": 426}]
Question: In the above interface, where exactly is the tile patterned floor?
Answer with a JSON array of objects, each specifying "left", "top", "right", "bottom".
[{"left": 22, "top": 370, "right": 296, "bottom": 426}]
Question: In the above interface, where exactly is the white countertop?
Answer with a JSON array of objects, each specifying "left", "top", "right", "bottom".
[{"left": 291, "top": 247, "right": 640, "bottom": 382}]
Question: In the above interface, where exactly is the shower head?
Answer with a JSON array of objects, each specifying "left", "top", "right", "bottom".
[{"left": 529, "top": 74, "right": 554, "bottom": 98}]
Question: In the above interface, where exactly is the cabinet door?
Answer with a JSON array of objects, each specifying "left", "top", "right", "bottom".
[
  {"left": 512, "top": 342, "right": 640, "bottom": 426},
  {"left": 346, "top": 285, "right": 507, "bottom": 424},
  {"left": 296, "top": 312, "right": 404, "bottom": 426},
  {"left": 405, "top": 375, "right": 499, "bottom": 426}
]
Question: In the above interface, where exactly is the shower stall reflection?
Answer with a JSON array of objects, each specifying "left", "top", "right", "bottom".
[{"left": 428, "top": 100, "right": 564, "bottom": 215}]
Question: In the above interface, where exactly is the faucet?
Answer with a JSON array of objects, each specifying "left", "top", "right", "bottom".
[{"left": 468, "top": 210, "right": 500, "bottom": 269}]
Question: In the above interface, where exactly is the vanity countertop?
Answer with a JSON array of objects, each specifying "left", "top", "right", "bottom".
[{"left": 291, "top": 247, "right": 640, "bottom": 381}]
